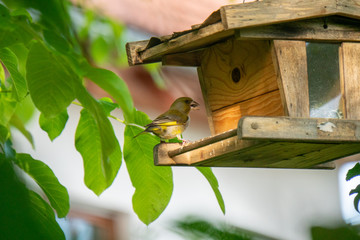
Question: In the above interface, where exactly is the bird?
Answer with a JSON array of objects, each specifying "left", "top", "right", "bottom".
[{"left": 133, "top": 97, "right": 199, "bottom": 143}]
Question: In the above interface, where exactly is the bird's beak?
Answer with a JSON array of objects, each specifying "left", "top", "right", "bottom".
[{"left": 190, "top": 100, "right": 200, "bottom": 110}]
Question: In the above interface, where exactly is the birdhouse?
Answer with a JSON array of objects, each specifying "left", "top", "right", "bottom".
[{"left": 126, "top": 0, "right": 360, "bottom": 169}]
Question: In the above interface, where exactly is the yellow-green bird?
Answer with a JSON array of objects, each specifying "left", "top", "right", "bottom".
[{"left": 134, "top": 97, "right": 199, "bottom": 142}]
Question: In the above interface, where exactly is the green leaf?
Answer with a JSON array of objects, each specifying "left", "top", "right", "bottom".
[
  {"left": 0, "top": 155, "right": 64, "bottom": 240},
  {"left": 0, "top": 124, "right": 9, "bottom": 143},
  {"left": 3, "top": 139, "right": 16, "bottom": 159},
  {"left": 350, "top": 184, "right": 360, "bottom": 212},
  {"left": 0, "top": 5, "right": 32, "bottom": 48},
  {"left": 26, "top": 42, "right": 76, "bottom": 117},
  {"left": 196, "top": 167, "right": 226, "bottom": 214},
  {"left": 10, "top": 113, "right": 34, "bottom": 148},
  {"left": 8, "top": 43, "right": 29, "bottom": 76},
  {"left": 39, "top": 110, "right": 69, "bottom": 141},
  {"left": 75, "top": 107, "right": 122, "bottom": 195},
  {"left": 346, "top": 162, "right": 360, "bottom": 181},
  {"left": 14, "top": 94, "right": 35, "bottom": 124},
  {"left": 0, "top": 92, "right": 17, "bottom": 126},
  {"left": 90, "top": 35, "right": 110, "bottom": 64},
  {"left": 0, "top": 59, "right": 5, "bottom": 87},
  {"left": 99, "top": 97, "right": 119, "bottom": 115},
  {"left": 14, "top": 153, "right": 70, "bottom": 218},
  {"left": 0, "top": 47, "right": 28, "bottom": 100},
  {"left": 43, "top": 29, "right": 70, "bottom": 54},
  {"left": 75, "top": 83, "right": 118, "bottom": 163},
  {"left": 124, "top": 110, "right": 173, "bottom": 225},
  {"left": 28, "top": 190, "right": 65, "bottom": 240},
  {"left": 81, "top": 62, "right": 134, "bottom": 120}
]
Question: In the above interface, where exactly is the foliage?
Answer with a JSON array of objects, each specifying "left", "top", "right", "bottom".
[
  {"left": 346, "top": 163, "right": 360, "bottom": 212},
  {"left": 311, "top": 225, "right": 360, "bottom": 240},
  {"left": 171, "top": 216, "right": 255, "bottom": 240},
  {"left": 0, "top": 0, "right": 225, "bottom": 238}
]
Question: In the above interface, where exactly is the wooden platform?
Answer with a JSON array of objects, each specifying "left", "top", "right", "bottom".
[{"left": 154, "top": 117, "right": 360, "bottom": 169}]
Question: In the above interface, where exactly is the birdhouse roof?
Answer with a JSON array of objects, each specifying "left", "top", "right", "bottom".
[{"left": 126, "top": 0, "right": 360, "bottom": 66}]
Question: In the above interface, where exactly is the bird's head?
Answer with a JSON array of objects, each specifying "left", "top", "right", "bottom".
[{"left": 170, "top": 97, "right": 200, "bottom": 114}]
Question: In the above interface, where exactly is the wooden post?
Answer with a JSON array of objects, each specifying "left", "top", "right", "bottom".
[
  {"left": 272, "top": 40, "right": 310, "bottom": 117},
  {"left": 340, "top": 42, "right": 360, "bottom": 119}
]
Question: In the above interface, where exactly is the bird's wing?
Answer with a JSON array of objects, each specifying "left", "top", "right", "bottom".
[{"left": 147, "top": 110, "right": 188, "bottom": 127}]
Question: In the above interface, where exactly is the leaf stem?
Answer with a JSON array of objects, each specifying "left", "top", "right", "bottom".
[{"left": 71, "top": 101, "right": 144, "bottom": 129}]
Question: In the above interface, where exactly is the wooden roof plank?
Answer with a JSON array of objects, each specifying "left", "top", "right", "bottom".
[
  {"left": 140, "top": 22, "right": 233, "bottom": 63},
  {"left": 126, "top": 0, "right": 360, "bottom": 65},
  {"left": 220, "top": 0, "right": 337, "bottom": 30},
  {"left": 236, "top": 16, "right": 360, "bottom": 41}
]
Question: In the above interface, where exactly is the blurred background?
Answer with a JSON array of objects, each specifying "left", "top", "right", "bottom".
[{"left": 11, "top": 0, "right": 360, "bottom": 239}]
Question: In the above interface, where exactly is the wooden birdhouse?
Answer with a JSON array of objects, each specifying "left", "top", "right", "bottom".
[{"left": 126, "top": 0, "right": 360, "bottom": 169}]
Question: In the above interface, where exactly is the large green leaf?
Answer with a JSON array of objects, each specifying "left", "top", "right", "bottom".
[
  {"left": 0, "top": 5, "right": 32, "bottom": 48},
  {"left": 0, "top": 47, "right": 28, "bottom": 100},
  {"left": 0, "top": 58, "right": 5, "bottom": 86},
  {"left": 26, "top": 42, "right": 76, "bottom": 117},
  {"left": 124, "top": 110, "right": 173, "bottom": 225},
  {"left": 14, "top": 153, "right": 70, "bottom": 218},
  {"left": 350, "top": 184, "right": 360, "bottom": 213},
  {"left": 0, "top": 155, "right": 64, "bottom": 240},
  {"left": 75, "top": 107, "right": 122, "bottom": 195},
  {"left": 10, "top": 113, "right": 34, "bottom": 148},
  {"left": 43, "top": 29, "right": 71, "bottom": 55},
  {"left": 0, "top": 92, "right": 17, "bottom": 126},
  {"left": 0, "top": 124, "right": 9, "bottom": 143},
  {"left": 28, "top": 190, "right": 65, "bottom": 240},
  {"left": 346, "top": 162, "right": 360, "bottom": 181},
  {"left": 81, "top": 62, "right": 134, "bottom": 120},
  {"left": 75, "top": 83, "right": 118, "bottom": 162},
  {"left": 196, "top": 167, "right": 225, "bottom": 214},
  {"left": 74, "top": 86, "right": 122, "bottom": 195},
  {"left": 39, "top": 110, "right": 69, "bottom": 141}
]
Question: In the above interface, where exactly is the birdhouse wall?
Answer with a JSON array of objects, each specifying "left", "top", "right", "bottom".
[
  {"left": 340, "top": 42, "right": 360, "bottom": 119},
  {"left": 198, "top": 38, "right": 285, "bottom": 135},
  {"left": 271, "top": 40, "right": 310, "bottom": 118}
]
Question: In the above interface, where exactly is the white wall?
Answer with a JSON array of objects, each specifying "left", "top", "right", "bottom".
[{"left": 13, "top": 105, "right": 345, "bottom": 240}]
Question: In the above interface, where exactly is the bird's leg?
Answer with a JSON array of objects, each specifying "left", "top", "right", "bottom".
[{"left": 177, "top": 134, "right": 190, "bottom": 148}]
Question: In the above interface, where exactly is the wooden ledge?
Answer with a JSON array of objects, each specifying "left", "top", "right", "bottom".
[{"left": 154, "top": 116, "right": 360, "bottom": 169}]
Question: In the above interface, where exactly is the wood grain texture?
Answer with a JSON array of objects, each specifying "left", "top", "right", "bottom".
[
  {"left": 340, "top": 42, "right": 360, "bottom": 119},
  {"left": 236, "top": 16, "right": 360, "bottom": 42},
  {"left": 141, "top": 22, "right": 233, "bottom": 64},
  {"left": 126, "top": 40, "right": 148, "bottom": 66},
  {"left": 199, "top": 38, "right": 283, "bottom": 134},
  {"left": 338, "top": 43, "right": 347, "bottom": 118},
  {"left": 336, "top": 0, "right": 360, "bottom": 19},
  {"left": 162, "top": 50, "right": 203, "bottom": 66},
  {"left": 200, "top": 39, "right": 280, "bottom": 111},
  {"left": 211, "top": 90, "right": 284, "bottom": 134},
  {"left": 220, "top": 0, "right": 337, "bottom": 30},
  {"left": 154, "top": 117, "right": 360, "bottom": 169},
  {"left": 239, "top": 116, "right": 360, "bottom": 142},
  {"left": 272, "top": 40, "right": 309, "bottom": 117}
]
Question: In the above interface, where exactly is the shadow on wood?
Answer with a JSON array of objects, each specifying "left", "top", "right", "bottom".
[{"left": 154, "top": 116, "right": 360, "bottom": 169}]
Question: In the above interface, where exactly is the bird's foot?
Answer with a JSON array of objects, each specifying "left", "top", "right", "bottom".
[{"left": 180, "top": 139, "right": 191, "bottom": 148}]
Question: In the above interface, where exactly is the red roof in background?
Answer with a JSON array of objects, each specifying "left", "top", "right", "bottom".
[{"left": 78, "top": 0, "right": 248, "bottom": 36}]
